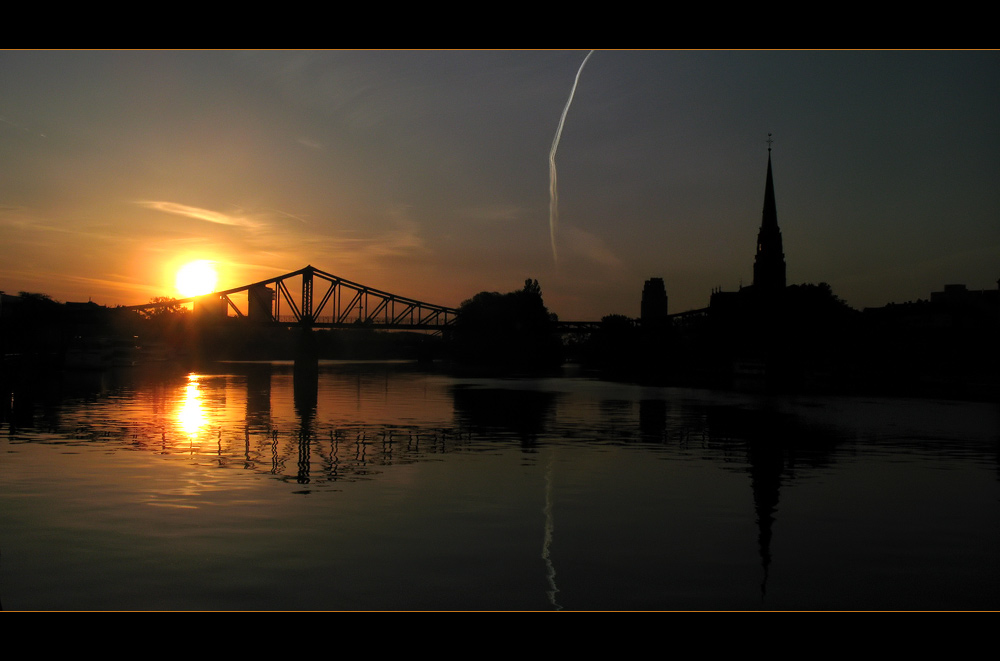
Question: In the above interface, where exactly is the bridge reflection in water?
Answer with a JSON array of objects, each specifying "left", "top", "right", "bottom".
[
  {"left": 3, "top": 360, "right": 999, "bottom": 610},
  {"left": 134, "top": 362, "right": 473, "bottom": 488}
]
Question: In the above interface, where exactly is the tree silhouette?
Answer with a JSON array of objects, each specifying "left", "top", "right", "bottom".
[
  {"left": 452, "top": 279, "right": 562, "bottom": 370},
  {"left": 139, "top": 297, "right": 187, "bottom": 321}
]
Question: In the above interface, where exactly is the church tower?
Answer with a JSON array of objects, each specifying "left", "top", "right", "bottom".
[{"left": 752, "top": 143, "right": 786, "bottom": 293}]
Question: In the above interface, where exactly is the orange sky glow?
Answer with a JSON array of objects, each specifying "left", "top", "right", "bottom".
[{"left": 1, "top": 51, "right": 997, "bottom": 319}]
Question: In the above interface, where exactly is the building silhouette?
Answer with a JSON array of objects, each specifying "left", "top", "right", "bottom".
[
  {"left": 619, "top": 141, "right": 998, "bottom": 396},
  {"left": 641, "top": 278, "right": 668, "bottom": 326},
  {"left": 249, "top": 284, "right": 276, "bottom": 322},
  {"left": 752, "top": 148, "right": 786, "bottom": 294}
]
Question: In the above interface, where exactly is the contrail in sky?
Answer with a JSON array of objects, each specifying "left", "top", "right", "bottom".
[{"left": 549, "top": 50, "right": 594, "bottom": 264}]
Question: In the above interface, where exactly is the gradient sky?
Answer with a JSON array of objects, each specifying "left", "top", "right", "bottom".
[{"left": 1, "top": 50, "right": 997, "bottom": 320}]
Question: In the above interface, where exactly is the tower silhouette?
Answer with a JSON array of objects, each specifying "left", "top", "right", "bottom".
[
  {"left": 752, "top": 146, "right": 786, "bottom": 293},
  {"left": 641, "top": 277, "right": 668, "bottom": 325}
]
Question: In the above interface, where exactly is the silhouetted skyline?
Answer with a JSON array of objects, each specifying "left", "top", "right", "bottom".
[{"left": 1, "top": 50, "right": 997, "bottom": 320}]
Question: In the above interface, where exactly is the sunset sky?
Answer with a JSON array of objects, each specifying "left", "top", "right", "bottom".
[{"left": 1, "top": 50, "right": 997, "bottom": 320}]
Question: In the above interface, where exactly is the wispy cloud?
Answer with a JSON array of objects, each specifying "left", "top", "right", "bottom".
[
  {"left": 0, "top": 212, "right": 132, "bottom": 244},
  {"left": 136, "top": 201, "right": 252, "bottom": 227},
  {"left": 128, "top": 199, "right": 428, "bottom": 290},
  {"left": 259, "top": 207, "right": 309, "bottom": 224},
  {"left": 563, "top": 225, "right": 622, "bottom": 270},
  {"left": 297, "top": 137, "right": 324, "bottom": 151},
  {"left": 0, "top": 114, "right": 46, "bottom": 138},
  {"left": 0, "top": 267, "right": 159, "bottom": 302},
  {"left": 62, "top": 274, "right": 164, "bottom": 298},
  {"left": 291, "top": 216, "right": 425, "bottom": 262},
  {"left": 459, "top": 204, "right": 526, "bottom": 223}
]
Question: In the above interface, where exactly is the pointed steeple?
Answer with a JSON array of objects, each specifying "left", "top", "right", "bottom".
[
  {"left": 753, "top": 139, "right": 786, "bottom": 292},
  {"left": 762, "top": 151, "right": 777, "bottom": 231}
]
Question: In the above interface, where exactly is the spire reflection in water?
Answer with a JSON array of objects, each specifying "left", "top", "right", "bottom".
[{"left": 0, "top": 361, "right": 997, "bottom": 610}]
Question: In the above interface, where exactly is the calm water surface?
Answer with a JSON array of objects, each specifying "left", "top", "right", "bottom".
[{"left": 1, "top": 361, "right": 998, "bottom": 610}]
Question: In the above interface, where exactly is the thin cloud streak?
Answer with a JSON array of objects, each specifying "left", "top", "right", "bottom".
[
  {"left": 562, "top": 225, "right": 622, "bottom": 270},
  {"left": 0, "top": 268, "right": 160, "bottom": 301},
  {"left": 136, "top": 201, "right": 252, "bottom": 227}
]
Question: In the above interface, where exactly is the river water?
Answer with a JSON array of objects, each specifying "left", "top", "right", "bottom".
[{"left": 1, "top": 361, "right": 997, "bottom": 610}]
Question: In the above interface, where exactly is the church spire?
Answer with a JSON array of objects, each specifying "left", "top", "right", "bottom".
[
  {"left": 762, "top": 146, "right": 777, "bottom": 231},
  {"left": 753, "top": 136, "right": 786, "bottom": 292}
]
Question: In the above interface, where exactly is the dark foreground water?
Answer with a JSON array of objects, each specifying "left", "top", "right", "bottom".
[{"left": 1, "top": 361, "right": 997, "bottom": 610}]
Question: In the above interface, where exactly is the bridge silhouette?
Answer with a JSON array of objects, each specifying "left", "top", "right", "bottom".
[
  {"left": 126, "top": 265, "right": 460, "bottom": 330},
  {"left": 125, "top": 264, "right": 606, "bottom": 333}
]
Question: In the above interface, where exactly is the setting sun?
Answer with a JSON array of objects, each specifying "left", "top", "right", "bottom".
[{"left": 176, "top": 260, "right": 219, "bottom": 297}]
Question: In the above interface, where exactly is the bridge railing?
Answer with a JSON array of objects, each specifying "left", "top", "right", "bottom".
[{"left": 274, "top": 315, "right": 455, "bottom": 328}]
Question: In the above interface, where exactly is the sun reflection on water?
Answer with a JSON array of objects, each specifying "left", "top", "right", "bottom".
[{"left": 178, "top": 374, "right": 207, "bottom": 439}]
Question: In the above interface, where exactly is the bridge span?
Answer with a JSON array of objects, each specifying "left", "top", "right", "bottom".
[{"left": 125, "top": 265, "right": 460, "bottom": 331}]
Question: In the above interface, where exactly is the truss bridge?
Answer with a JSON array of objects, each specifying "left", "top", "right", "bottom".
[{"left": 126, "top": 265, "right": 459, "bottom": 330}]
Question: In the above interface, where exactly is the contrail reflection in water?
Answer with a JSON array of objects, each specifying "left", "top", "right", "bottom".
[{"left": 542, "top": 451, "right": 561, "bottom": 610}]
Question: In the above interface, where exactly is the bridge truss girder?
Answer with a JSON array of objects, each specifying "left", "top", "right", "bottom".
[{"left": 125, "top": 265, "right": 459, "bottom": 330}]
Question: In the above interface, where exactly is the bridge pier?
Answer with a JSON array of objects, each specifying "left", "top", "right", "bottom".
[{"left": 293, "top": 328, "right": 318, "bottom": 416}]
